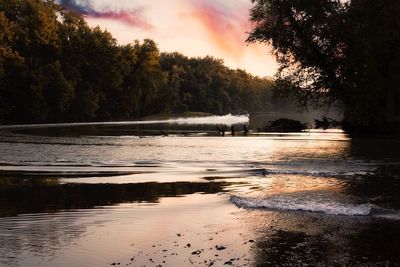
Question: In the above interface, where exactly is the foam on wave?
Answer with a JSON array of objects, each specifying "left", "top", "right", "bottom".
[{"left": 230, "top": 195, "right": 373, "bottom": 216}]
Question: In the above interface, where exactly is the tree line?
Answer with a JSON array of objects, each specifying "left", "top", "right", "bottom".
[{"left": 0, "top": 0, "right": 275, "bottom": 124}]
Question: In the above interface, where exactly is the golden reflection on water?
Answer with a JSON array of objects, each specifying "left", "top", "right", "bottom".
[{"left": 44, "top": 134, "right": 353, "bottom": 185}]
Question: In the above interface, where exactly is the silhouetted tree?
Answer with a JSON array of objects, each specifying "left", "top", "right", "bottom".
[{"left": 248, "top": 0, "right": 400, "bottom": 133}]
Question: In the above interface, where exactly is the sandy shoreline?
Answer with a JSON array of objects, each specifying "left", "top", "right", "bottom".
[{"left": 2, "top": 189, "right": 400, "bottom": 267}]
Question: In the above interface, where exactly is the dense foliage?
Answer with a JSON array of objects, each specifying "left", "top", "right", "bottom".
[
  {"left": 0, "top": 0, "right": 274, "bottom": 123},
  {"left": 248, "top": 0, "right": 400, "bottom": 133}
]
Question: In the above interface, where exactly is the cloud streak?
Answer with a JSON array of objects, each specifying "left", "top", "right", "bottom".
[
  {"left": 59, "top": 0, "right": 153, "bottom": 30},
  {"left": 187, "top": 0, "right": 252, "bottom": 59}
]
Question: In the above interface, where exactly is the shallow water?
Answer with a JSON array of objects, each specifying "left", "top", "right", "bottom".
[{"left": 1, "top": 121, "right": 400, "bottom": 266}]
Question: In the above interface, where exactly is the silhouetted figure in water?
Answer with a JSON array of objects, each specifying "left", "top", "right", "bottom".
[
  {"left": 231, "top": 125, "right": 235, "bottom": 136},
  {"left": 243, "top": 125, "right": 249, "bottom": 135},
  {"left": 216, "top": 126, "right": 226, "bottom": 136}
]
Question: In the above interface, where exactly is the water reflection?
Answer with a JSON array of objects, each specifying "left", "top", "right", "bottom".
[
  {"left": 0, "top": 193, "right": 250, "bottom": 267},
  {"left": 0, "top": 179, "right": 230, "bottom": 216},
  {"left": 0, "top": 210, "right": 87, "bottom": 266},
  {"left": 1, "top": 128, "right": 400, "bottom": 266}
]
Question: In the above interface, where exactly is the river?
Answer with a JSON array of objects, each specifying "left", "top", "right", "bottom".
[{"left": 0, "top": 116, "right": 400, "bottom": 266}]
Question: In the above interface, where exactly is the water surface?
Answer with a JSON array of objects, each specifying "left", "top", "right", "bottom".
[{"left": 1, "top": 121, "right": 400, "bottom": 266}]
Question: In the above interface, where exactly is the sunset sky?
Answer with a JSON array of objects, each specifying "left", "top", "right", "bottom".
[{"left": 58, "top": 0, "right": 278, "bottom": 77}]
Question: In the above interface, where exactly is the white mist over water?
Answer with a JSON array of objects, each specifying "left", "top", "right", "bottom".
[
  {"left": 0, "top": 114, "right": 249, "bottom": 129},
  {"left": 167, "top": 114, "right": 249, "bottom": 126}
]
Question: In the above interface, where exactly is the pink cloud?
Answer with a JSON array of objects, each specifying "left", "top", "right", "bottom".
[{"left": 187, "top": 1, "right": 252, "bottom": 59}]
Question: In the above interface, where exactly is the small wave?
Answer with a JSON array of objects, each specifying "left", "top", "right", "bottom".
[
  {"left": 266, "top": 169, "right": 373, "bottom": 177},
  {"left": 371, "top": 208, "right": 400, "bottom": 220},
  {"left": 0, "top": 169, "right": 145, "bottom": 177},
  {"left": 230, "top": 195, "right": 373, "bottom": 216}
]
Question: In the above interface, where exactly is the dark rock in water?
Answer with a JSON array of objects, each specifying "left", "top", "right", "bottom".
[
  {"left": 263, "top": 118, "right": 307, "bottom": 132},
  {"left": 248, "top": 239, "right": 255, "bottom": 243},
  {"left": 192, "top": 250, "right": 202, "bottom": 255},
  {"left": 215, "top": 245, "right": 226, "bottom": 250}
]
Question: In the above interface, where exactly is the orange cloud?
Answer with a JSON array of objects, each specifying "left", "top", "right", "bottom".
[{"left": 188, "top": 1, "right": 252, "bottom": 60}]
